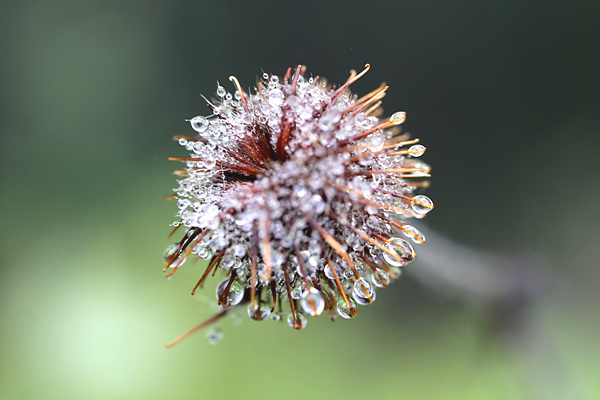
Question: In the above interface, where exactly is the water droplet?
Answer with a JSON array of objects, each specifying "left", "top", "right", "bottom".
[
  {"left": 390, "top": 111, "right": 406, "bottom": 125},
  {"left": 196, "top": 246, "right": 212, "bottom": 259},
  {"left": 371, "top": 268, "right": 390, "bottom": 287},
  {"left": 388, "top": 266, "right": 402, "bottom": 280},
  {"left": 291, "top": 287, "right": 302, "bottom": 300},
  {"left": 205, "top": 326, "right": 223, "bottom": 345},
  {"left": 353, "top": 277, "right": 375, "bottom": 300},
  {"left": 190, "top": 116, "right": 208, "bottom": 133},
  {"left": 353, "top": 289, "right": 376, "bottom": 305},
  {"left": 343, "top": 269, "right": 354, "bottom": 280},
  {"left": 221, "top": 253, "right": 235, "bottom": 269},
  {"left": 413, "top": 161, "right": 431, "bottom": 173},
  {"left": 324, "top": 264, "right": 336, "bottom": 279},
  {"left": 287, "top": 311, "right": 308, "bottom": 330},
  {"left": 271, "top": 250, "right": 284, "bottom": 268},
  {"left": 163, "top": 243, "right": 181, "bottom": 263},
  {"left": 247, "top": 302, "right": 271, "bottom": 321},
  {"left": 271, "top": 312, "right": 282, "bottom": 321},
  {"left": 268, "top": 89, "right": 284, "bottom": 106},
  {"left": 383, "top": 238, "right": 415, "bottom": 267},
  {"left": 402, "top": 225, "right": 426, "bottom": 244},
  {"left": 408, "top": 144, "right": 426, "bottom": 157},
  {"left": 336, "top": 297, "right": 357, "bottom": 319},
  {"left": 233, "top": 244, "right": 246, "bottom": 258},
  {"left": 411, "top": 195, "right": 434, "bottom": 215},
  {"left": 318, "top": 109, "right": 341, "bottom": 131},
  {"left": 216, "top": 85, "right": 226, "bottom": 97},
  {"left": 300, "top": 288, "right": 325, "bottom": 316},
  {"left": 216, "top": 278, "right": 244, "bottom": 306},
  {"left": 203, "top": 156, "right": 216, "bottom": 170}
]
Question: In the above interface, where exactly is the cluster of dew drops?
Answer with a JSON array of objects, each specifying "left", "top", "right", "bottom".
[{"left": 163, "top": 67, "right": 434, "bottom": 344}]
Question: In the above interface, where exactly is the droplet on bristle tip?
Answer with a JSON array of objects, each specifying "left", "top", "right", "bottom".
[
  {"left": 300, "top": 288, "right": 325, "bottom": 316},
  {"left": 353, "top": 277, "right": 375, "bottom": 300},
  {"left": 371, "top": 268, "right": 390, "bottom": 287},
  {"left": 336, "top": 297, "right": 357, "bottom": 319},
  {"left": 287, "top": 311, "right": 308, "bottom": 330},
  {"left": 248, "top": 303, "right": 271, "bottom": 321},
  {"left": 190, "top": 116, "right": 208, "bottom": 133},
  {"left": 402, "top": 225, "right": 426, "bottom": 244},
  {"left": 215, "top": 278, "right": 244, "bottom": 306},
  {"left": 163, "top": 243, "right": 181, "bottom": 263},
  {"left": 411, "top": 195, "right": 434, "bottom": 215},
  {"left": 390, "top": 111, "right": 406, "bottom": 124},
  {"left": 383, "top": 238, "right": 415, "bottom": 267},
  {"left": 408, "top": 144, "right": 426, "bottom": 157}
]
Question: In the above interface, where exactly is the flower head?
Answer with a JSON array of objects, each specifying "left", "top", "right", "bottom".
[{"left": 163, "top": 64, "right": 433, "bottom": 346}]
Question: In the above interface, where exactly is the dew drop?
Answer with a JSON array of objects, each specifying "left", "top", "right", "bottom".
[
  {"left": 268, "top": 89, "right": 284, "bottom": 106},
  {"left": 242, "top": 112, "right": 253, "bottom": 124},
  {"left": 383, "top": 238, "right": 415, "bottom": 267},
  {"left": 233, "top": 244, "right": 246, "bottom": 258},
  {"left": 324, "top": 264, "right": 336, "bottom": 280},
  {"left": 196, "top": 246, "right": 212, "bottom": 260},
  {"left": 216, "top": 85, "right": 226, "bottom": 97},
  {"left": 287, "top": 311, "right": 308, "bottom": 330},
  {"left": 271, "top": 250, "right": 284, "bottom": 268},
  {"left": 343, "top": 269, "right": 354, "bottom": 280},
  {"left": 163, "top": 243, "right": 181, "bottom": 263},
  {"left": 205, "top": 326, "right": 223, "bottom": 345},
  {"left": 411, "top": 195, "right": 434, "bottom": 215},
  {"left": 353, "top": 277, "right": 375, "bottom": 300},
  {"left": 336, "top": 297, "right": 357, "bottom": 319},
  {"left": 171, "top": 254, "right": 187, "bottom": 268},
  {"left": 353, "top": 289, "right": 376, "bottom": 305},
  {"left": 290, "top": 287, "right": 302, "bottom": 300},
  {"left": 402, "top": 225, "right": 426, "bottom": 244},
  {"left": 389, "top": 266, "right": 402, "bottom": 280},
  {"left": 203, "top": 156, "right": 216, "bottom": 170},
  {"left": 408, "top": 144, "right": 426, "bottom": 157},
  {"left": 390, "top": 111, "right": 406, "bottom": 125},
  {"left": 271, "top": 312, "right": 282, "bottom": 321},
  {"left": 371, "top": 268, "right": 390, "bottom": 287},
  {"left": 190, "top": 116, "right": 209, "bottom": 133},
  {"left": 300, "top": 288, "right": 325, "bottom": 316},
  {"left": 247, "top": 302, "right": 271, "bottom": 321},
  {"left": 413, "top": 161, "right": 431, "bottom": 173},
  {"left": 215, "top": 278, "right": 244, "bottom": 306},
  {"left": 221, "top": 254, "right": 235, "bottom": 269}
]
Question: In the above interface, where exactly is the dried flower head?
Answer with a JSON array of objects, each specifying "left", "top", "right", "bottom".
[{"left": 163, "top": 64, "right": 433, "bottom": 346}]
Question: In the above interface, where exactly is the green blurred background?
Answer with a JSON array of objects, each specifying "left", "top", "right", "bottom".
[{"left": 1, "top": 1, "right": 598, "bottom": 399}]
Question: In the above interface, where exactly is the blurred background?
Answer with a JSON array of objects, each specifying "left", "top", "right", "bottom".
[{"left": 0, "top": 1, "right": 598, "bottom": 399}]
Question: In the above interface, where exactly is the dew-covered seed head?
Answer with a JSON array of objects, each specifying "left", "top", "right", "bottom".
[{"left": 163, "top": 64, "right": 434, "bottom": 344}]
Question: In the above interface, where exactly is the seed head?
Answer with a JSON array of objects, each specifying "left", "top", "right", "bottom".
[{"left": 163, "top": 64, "right": 433, "bottom": 346}]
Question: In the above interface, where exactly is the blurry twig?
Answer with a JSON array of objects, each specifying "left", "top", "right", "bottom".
[{"left": 412, "top": 228, "right": 579, "bottom": 400}]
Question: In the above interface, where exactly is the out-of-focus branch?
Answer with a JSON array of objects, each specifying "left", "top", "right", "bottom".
[
  {"left": 413, "top": 228, "right": 549, "bottom": 311},
  {"left": 412, "top": 227, "right": 579, "bottom": 400}
]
